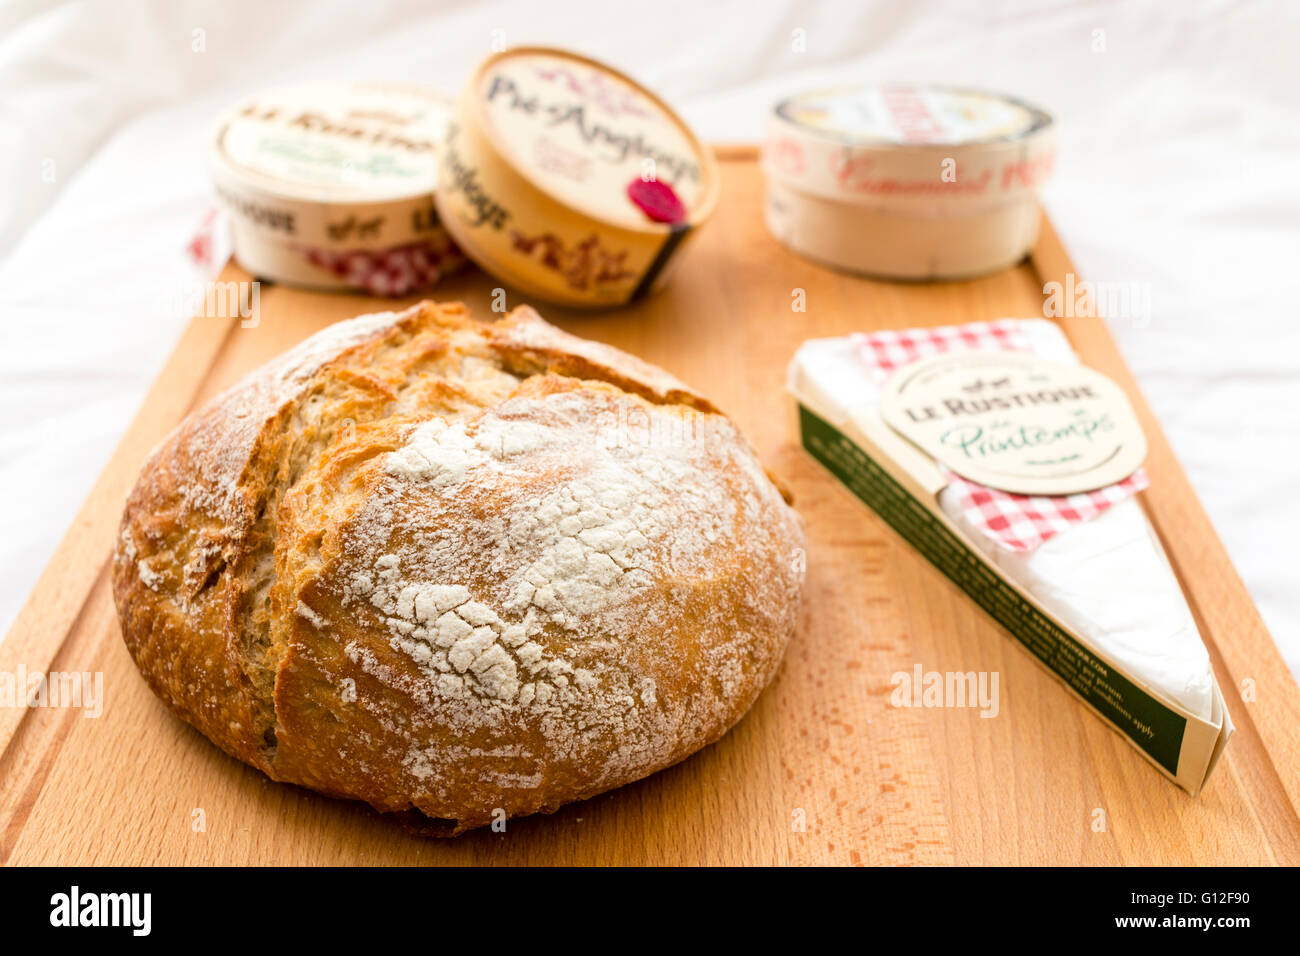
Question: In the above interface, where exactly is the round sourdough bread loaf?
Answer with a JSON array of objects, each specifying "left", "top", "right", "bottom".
[{"left": 113, "top": 301, "right": 804, "bottom": 834}]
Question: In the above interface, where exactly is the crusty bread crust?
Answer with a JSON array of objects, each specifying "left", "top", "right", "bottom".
[{"left": 113, "top": 302, "right": 804, "bottom": 833}]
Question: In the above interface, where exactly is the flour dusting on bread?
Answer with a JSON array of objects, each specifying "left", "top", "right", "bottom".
[{"left": 336, "top": 383, "right": 748, "bottom": 733}]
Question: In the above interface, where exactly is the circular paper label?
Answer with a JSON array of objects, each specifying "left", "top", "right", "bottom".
[
  {"left": 475, "top": 51, "right": 707, "bottom": 228},
  {"left": 215, "top": 85, "right": 450, "bottom": 201},
  {"left": 879, "top": 351, "right": 1147, "bottom": 495},
  {"left": 777, "top": 86, "right": 1049, "bottom": 146}
]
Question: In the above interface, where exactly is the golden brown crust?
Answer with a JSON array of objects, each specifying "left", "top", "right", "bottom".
[{"left": 113, "top": 301, "right": 804, "bottom": 833}]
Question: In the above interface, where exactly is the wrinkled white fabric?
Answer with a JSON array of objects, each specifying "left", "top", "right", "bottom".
[{"left": 1, "top": 0, "right": 1297, "bottom": 681}]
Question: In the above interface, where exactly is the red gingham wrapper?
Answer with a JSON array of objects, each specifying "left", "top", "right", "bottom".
[
  {"left": 850, "top": 320, "right": 1150, "bottom": 552},
  {"left": 186, "top": 207, "right": 465, "bottom": 296},
  {"left": 298, "top": 239, "right": 467, "bottom": 297},
  {"left": 186, "top": 206, "right": 223, "bottom": 271}
]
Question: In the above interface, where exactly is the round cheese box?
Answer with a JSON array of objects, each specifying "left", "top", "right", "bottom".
[
  {"left": 761, "top": 85, "right": 1056, "bottom": 280},
  {"left": 209, "top": 84, "right": 464, "bottom": 295},
  {"left": 434, "top": 47, "right": 720, "bottom": 309}
]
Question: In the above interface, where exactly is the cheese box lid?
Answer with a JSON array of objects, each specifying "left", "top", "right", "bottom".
[
  {"left": 763, "top": 84, "right": 1056, "bottom": 207},
  {"left": 466, "top": 47, "right": 719, "bottom": 231},
  {"left": 777, "top": 85, "right": 1051, "bottom": 147},
  {"left": 211, "top": 84, "right": 451, "bottom": 204}
]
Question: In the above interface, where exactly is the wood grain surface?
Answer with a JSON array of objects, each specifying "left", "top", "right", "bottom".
[{"left": 2, "top": 148, "right": 1297, "bottom": 866}]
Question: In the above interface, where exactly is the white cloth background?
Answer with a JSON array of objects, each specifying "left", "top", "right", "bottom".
[{"left": 2, "top": 0, "right": 1297, "bottom": 680}]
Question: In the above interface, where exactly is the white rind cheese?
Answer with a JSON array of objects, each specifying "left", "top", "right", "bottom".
[{"left": 789, "top": 319, "right": 1214, "bottom": 720}]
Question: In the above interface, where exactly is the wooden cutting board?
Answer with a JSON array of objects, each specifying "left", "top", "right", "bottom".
[{"left": 3, "top": 148, "right": 1298, "bottom": 866}]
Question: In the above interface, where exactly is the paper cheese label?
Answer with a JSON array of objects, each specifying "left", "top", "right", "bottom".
[
  {"left": 215, "top": 85, "right": 450, "bottom": 201},
  {"left": 879, "top": 351, "right": 1147, "bottom": 495},
  {"left": 777, "top": 86, "right": 1049, "bottom": 146},
  {"left": 476, "top": 50, "right": 707, "bottom": 228}
]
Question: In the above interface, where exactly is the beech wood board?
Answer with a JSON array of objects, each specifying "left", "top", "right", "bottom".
[{"left": 2, "top": 147, "right": 1298, "bottom": 866}]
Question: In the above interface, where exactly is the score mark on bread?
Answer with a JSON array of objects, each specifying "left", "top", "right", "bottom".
[{"left": 113, "top": 302, "right": 805, "bottom": 834}]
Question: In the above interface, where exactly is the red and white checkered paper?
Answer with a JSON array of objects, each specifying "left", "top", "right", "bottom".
[
  {"left": 298, "top": 239, "right": 466, "bottom": 297},
  {"left": 851, "top": 320, "right": 1149, "bottom": 552},
  {"left": 187, "top": 207, "right": 465, "bottom": 296}
]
